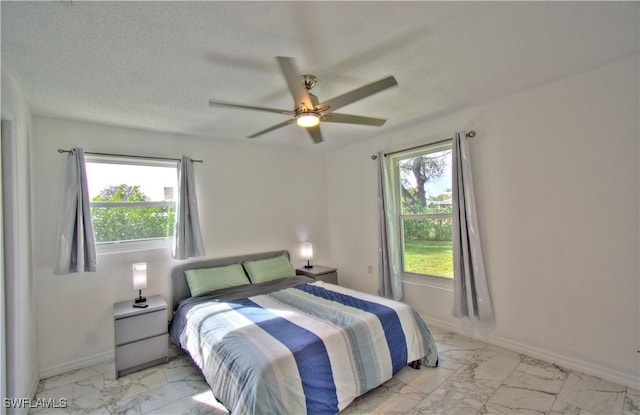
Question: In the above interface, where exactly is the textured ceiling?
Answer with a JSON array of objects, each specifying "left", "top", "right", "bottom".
[{"left": 2, "top": 1, "right": 638, "bottom": 150}]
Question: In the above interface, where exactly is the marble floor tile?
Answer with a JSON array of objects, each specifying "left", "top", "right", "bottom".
[
  {"left": 436, "top": 333, "right": 487, "bottom": 350},
  {"left": 37, "top": 366, "right": 104, "bottom": 393},
  {"left": 623, "top": 388, "right": 639, "bottom": 415},
  {"left": 147, "top": 390, "right": 229, "bottom": 415},
  {"left": 31, "top": 332, "right": 637, "bottom": 415},
  {"left": 394, "top": 365, "right": 457, "bottom": 396},
  {"left": 27, "top": 406, "right": 71, "bottom": 415},
  {"left": 435, "top": 333, "right": 487, "bottom": 365},
  {"left": 35, "top": 377, "right": 105, "bottom": 402},
  {"left": 481, "top": 385, "right": 557, "bottom": 414},
  {"left": 161, "top": 355, "right": 204, "bottom": 383},
  {"left": 426, "top": 326, "right": 453, "bottom": 335},
  {"left": 115, "top": 367, "right": 169, "bottom": 401},
  {"left": 66, "top": 385, "right": 140, "bottom": 415},
  {"left": 503, "top": 356, "right": 569, "bottom": 395},
  {"left": 137, "top": 380, "right": 211, "bottom": 414},
  {"left": 483, "top": 343, "right": 523, "bottom": 360},
  {"left": 346, "top": 380, "right": 425, "bottom": 414},
  {"left": 557, "top": 372, "right": 627, "bottom": 415},
  {"left": 549, "top": 399, "right": 598, "bottom": 415},
  {"left": 466, "top": 348, "right": 521, "bottom": 383},
  {"left": 412, "top": 366, "right": 502, "bottom": 415}
]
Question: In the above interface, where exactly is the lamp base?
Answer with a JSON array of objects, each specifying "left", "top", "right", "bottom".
[
  {"left": 304, "top": 260, "right": 313, "bottom": 269},
  {"left": 133, "top": 292, "right": 147, "bottom": 308}
]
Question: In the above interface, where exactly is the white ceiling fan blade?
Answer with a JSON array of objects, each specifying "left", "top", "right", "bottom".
[
  {"left": 305, "top": 125, "right": 323, "bottom": 143},
  {"left": 323, "top": 113, "right": 387, "bottom": 126},
  {"left": 209, "top": 100, "right": 294, "bottom": 116},
  {"left": 247, "top": 119, "right": 296, "bottom": 138},
  {"left": 276, "top": 56, "right": 313, "bottom": 110},
  {"left": 320, "top": 76, "right": 398, "bottom": 113}
]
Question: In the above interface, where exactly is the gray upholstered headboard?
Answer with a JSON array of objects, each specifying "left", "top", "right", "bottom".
[{"left": 170, "top": 250, "right": 290, "bottom": 310}]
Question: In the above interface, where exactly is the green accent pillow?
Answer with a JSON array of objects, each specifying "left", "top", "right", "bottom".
[
  {"left": 185, "top": 263, "right": 250, "bottom": 297},
  {"left": 243, "top": 254, "right": 296, "bottom": 283}
]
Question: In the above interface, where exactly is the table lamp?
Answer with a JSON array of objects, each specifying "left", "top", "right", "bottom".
[
  {"left": 132, "top": 262, "right": 148, "bottom": 308},
  {"left": 301, "top": 242, "right": 313, "bottom": 269}
]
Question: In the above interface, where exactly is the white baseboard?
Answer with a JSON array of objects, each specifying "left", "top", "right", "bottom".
[
  {"left": 39, "top": 350, "right": 114, "bottom": 380},
  {"left": 422, "top": 315, "right": 640, "bottom": 390}
]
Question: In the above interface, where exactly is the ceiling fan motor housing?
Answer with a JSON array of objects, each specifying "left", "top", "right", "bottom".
[{"left": 301, "top": 74, "right": 318, "bottom": 91}]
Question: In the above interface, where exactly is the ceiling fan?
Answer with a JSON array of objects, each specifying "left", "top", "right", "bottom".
[{"left": 208, "top": 57, "right": 398, "bottom": 143}]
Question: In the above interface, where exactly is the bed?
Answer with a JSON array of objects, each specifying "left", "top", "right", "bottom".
[{"left": 169, "top": 250, "right": 438, "bottom": 414}]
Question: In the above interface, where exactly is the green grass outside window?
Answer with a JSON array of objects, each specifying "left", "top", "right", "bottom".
[{"left": 403, "top": 240, "right": 453, "bottom": 278}]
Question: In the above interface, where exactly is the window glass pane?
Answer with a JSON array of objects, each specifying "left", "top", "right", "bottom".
[
  {"left": 397, "top": 146, "right": 453, "bottom": 278},
  {"left": 86, "top": 163, "right": 176, "bottom": 202},
  {"left": 85, "top": 161, "right": 177, "bottom": 244},
  {"left": 402, "top": 218, "right": 453, "bottom": 278}
]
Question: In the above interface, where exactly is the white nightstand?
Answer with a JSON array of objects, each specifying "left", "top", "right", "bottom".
[
  {"left": 296, "top": 265, "right": 338, "bottom": 284},
  {"left": 113, "top": 295, "right": 169, "bottom": 378}
]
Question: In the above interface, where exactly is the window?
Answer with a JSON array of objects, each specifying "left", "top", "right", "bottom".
[
  {"left": 85, "top": 156, "right": 178, "bottom": 246},
  {"left": 393, "top": 142, "right": 453, "bottom": 278}
]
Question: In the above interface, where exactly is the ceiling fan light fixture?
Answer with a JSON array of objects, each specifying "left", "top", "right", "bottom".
[{"left": 296, "top": 112, "right": 320, "bottom": 128}]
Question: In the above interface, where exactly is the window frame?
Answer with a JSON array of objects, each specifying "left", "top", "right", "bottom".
[
  {"left": 84, "top": 154, "right": 178, "bottom": 253},
  {"left": 389, "top": 140, "right": 454, "bottom": 281}
]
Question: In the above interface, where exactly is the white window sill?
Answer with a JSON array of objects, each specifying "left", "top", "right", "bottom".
[
  {"left": 96, "top": 238, "right": 173, "bottom": 255},
  {"left": 402, "top": 272, "right": 454, "bottom": 292}
]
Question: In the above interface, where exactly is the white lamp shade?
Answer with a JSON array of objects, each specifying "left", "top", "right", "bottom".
[
  {"left": 132, "top": 263, "right": 147, "bottom": 290},
  {"left": 301, "top": 242, "right": 314, "bottom": 260}
]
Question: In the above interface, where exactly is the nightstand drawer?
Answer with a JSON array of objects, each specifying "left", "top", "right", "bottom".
[
  {"left": 115, "top": 333, "right": 168, "bottom": 372},
  {"left": 296, "top": 265, "right": 338, "bottom": 285},
  {"left": 316, "top": 271, "right": 338, "bottom": 284},
  {"left": 115, "top": 309, "right": 166, "bottom": 346}
]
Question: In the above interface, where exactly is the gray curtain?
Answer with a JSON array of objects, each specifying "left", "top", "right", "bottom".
[
  {"left": 173, "top": 156, "right": 205, "bottom": 260},
  {"left": 451, "top": 132, "right": 494, "bottom": 320},
  {"left": 54, "top": 147, "right": 97, "bottom": 274},
  {"left": 377, "top": 152, "right": 403, "bottom": 300}
]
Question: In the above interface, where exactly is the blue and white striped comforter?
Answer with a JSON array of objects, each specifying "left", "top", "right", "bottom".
[{"left": 171, "top": 279, "right": 438, "bottom": 414}]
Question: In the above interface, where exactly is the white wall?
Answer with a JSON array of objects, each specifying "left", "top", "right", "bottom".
[
  {"left": 31, "top": 117, "right": 331, "bottom": 376},
  {"left": 1, "top": 67, "right": 39, "bottom": 410},
  {"left": 326, "top": 56, "right": 640, "bottom": 388}
]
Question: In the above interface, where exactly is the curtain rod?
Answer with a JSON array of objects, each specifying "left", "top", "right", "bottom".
[
  {"left": 371, "top": 130, "right": 476, "bottom": 160},
  {"left": 57, "top": 149, "right": 203, "bottom": 163}
]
